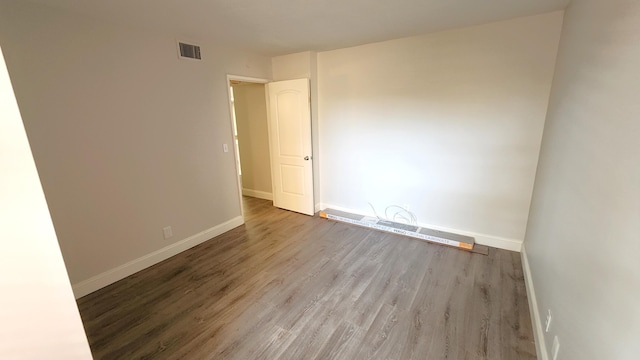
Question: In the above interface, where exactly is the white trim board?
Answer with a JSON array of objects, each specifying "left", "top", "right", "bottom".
[
  {"left": 227, "top": 74, "right": 270, "bottom": 84},
  {"left": 242, "top": 188, "right": 273, "bottom": 201},
  {"left": 521, "top": 243, "right": 548, "bottom": 360},
  {"left": 71, "top": 216, "right": 244, "bottom": 299},
  {"left": 318, "top": 203, "right": 522, "bottom": 252}
]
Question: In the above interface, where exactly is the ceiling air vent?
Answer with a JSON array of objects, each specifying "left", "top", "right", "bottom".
[{"left": 177, "top": 41, "right": 201, "bottom": 60}]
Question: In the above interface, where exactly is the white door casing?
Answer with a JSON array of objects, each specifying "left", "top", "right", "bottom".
[{"left": 266, "top": 79, "right": 314, "bottom": 215}]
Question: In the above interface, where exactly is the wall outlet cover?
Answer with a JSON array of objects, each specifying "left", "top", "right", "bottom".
[
  {"left": 163, "top": 226, "right": 173, "bottom": 239},
  {"left": 545, "top": 309, "right": 552, "bottom": 332},
  {"left": 552, "top": 335, "right": 560, "bottom": 360}
]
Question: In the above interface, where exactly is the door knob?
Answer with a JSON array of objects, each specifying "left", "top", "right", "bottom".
[{"left": 304, "top": 156, "right": 310, "bottom": 161}]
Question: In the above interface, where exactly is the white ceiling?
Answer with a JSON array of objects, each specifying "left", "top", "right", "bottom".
[{"left": 27, "top": 0, "right": 570, "bottom": 56}]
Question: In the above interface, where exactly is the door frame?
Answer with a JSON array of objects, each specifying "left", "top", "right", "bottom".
[{"left": 226, "top": 74, "right": 270, "bottom": 219}]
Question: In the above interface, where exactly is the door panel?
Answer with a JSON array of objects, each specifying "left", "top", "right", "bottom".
[
  {"left": 280, "top": 164, "right": 305, "bottom": 195},
  {"left": 275, "top": 92, "right": 304, "bottom": 157},
  {"left": 267, "top": 79, "right": 314, "bottom": 215}
]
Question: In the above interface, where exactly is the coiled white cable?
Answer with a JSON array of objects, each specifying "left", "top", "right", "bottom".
[{"left": 368, "top": 202, "right": 417, "bottom": 225}]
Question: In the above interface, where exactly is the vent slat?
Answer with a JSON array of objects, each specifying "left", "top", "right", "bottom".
[{"left": 178, "top": 42, "right": 201, "bottom": 60}]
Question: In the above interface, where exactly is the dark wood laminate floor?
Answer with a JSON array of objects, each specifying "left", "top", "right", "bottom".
[{"left": 77, "top": 197, "right": 536, "bottom": 360}]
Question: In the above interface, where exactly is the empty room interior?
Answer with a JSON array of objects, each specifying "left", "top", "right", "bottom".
[{"left": 1, "top": 0, "right": 638, "bottom": 359}]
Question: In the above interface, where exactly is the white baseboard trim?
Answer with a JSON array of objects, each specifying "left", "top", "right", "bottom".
[
  {"left": 242, "top": 188, "right": 273, "bottom": 201},
  {"left": 470, "top": 233, "right": 522, "bottom": 252},
  {"left": 317, "top": 203, "right": 522, "bottom": 252},
  {"left": 521, "top": 244, "right": 548, "bottom": 360},
  {"left": 71, "top": 216, "right": 244, "bottom": 299}
]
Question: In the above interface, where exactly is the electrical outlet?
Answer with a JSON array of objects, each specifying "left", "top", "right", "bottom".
[
  {"left": 223, "top": 144, "right": 229, "bottom": 153},
  {"left": 163, "top": 226, "right": 173, "bottom": 239},
  {"left": 552, "top": 335, "right": 560, "bottom": 360},
  {"left": 545, "top": 309, "right": 552, "bottom": 332}
]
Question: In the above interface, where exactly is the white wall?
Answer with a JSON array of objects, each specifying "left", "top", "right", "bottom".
[
  {"left": 0, "top": 1, "right": 271, "bottom": 297},
  {"left": 317, "top": 12, "right": 564, "bottom": 250},
  {"left": 523, "top": 0, "right": 640, "bottom": 359},
  {"left": 0, "top": 46, "right": 92, "bottom": 359},
  {"left": 233, "top": 83, "right": 273, "bottom": 197}
]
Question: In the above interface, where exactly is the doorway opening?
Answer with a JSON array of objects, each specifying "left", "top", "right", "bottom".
[
  {"left": 227, "top": 75, "right": 315, "bottom": 217},
  {"left": 226, "top": 75, "right": 272, "bottom": 218}
]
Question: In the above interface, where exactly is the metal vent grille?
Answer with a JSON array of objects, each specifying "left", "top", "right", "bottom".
[{"left": 178, "top": 42, "right": 201, "bottom": 60}]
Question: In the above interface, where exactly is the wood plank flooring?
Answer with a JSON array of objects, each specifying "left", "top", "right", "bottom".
[{"left": 77, "top": 197, "right": 537, "bottom": 359}]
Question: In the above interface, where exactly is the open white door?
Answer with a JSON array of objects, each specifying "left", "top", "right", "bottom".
[{"left": 266, "top": 78, "right": 314, "bottom": 215}]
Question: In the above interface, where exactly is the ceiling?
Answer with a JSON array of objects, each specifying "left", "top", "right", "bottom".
[{"left": 26, "top": 0, "right": 570, "bottom": 56}]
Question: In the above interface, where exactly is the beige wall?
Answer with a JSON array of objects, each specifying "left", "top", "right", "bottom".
[
  {"left": 272, "top": 51, "right": 315, "bottom": 81},
  {"left": 317, "top": 12, "right": 564, "bottom": 250},
  {"left": 232, "top": 83, "right": 272, "bottom": 196},
  {"left": 0, "top": 1, "right": 271, "bottom": 296},
  {"left": 0, "top": 45, "right": 92, "bottom": 359},
  {"left": 524, "top": 0, "right": 640, "bottom": 359}
]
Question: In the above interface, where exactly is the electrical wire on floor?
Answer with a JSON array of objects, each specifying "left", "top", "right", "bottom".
[
  {"left": 368, "top": 202, "right": 418, "bottom": 225},
  {"left": 368, "top": 202, "right": 382, "bottom": 220}
]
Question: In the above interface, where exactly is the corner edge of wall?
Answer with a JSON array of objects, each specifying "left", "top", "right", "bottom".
[{"left": 521, "top": 243, "right": 549, "bottom": 360}]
